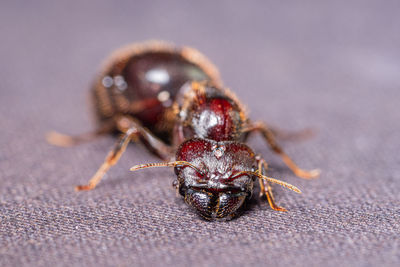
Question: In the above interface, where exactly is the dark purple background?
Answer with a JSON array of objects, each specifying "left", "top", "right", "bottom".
[{"left": 1, "top": 1, "right": 399, "bottom": 266}]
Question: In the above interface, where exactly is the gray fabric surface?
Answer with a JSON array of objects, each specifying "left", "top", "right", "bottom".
[{"left": 1, "top": 1, "right": 399, "bottom": 266}]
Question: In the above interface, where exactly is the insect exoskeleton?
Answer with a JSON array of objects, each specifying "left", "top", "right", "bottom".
[{"left": 48, "top": 41, "right": 319, "bottom": 220}]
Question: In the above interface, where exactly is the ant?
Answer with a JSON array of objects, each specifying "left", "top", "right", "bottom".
[{"left": 48, "top": 41, "right": 319, "bottom": 220}]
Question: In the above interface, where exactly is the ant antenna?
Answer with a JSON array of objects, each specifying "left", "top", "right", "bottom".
[
  {"left": 130, "top": 161, "right": 204, "bottom": 176},
  {"left": 131, "top": 163, "right": 300, "bottom": 193},
  {"left": 232, "top": 171, "right": 301, "bottom": 193}
]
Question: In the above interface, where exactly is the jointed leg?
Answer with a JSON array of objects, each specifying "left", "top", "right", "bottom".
[
  {"left": 46, "top": 120, "right": 115, "bottom": 147},
  {"left": 256, "top": 157, "right": 287, "bottom": 212},
  {"left": 269, "top": 126, "right": 314, "bottom": 142},
  {"left": 75, "top": 128, "right": 134, "bottom": 191},
  {"left": 248, "top": 122, "right": 320, "bottom": 179},
  {"left": 115, "top": 116, "right": 173, "bottom": 160},
  {"left": 76, "top": 116, "right": 173, "bottom": 191},
  {"left": 46, "top": 97, "right": 162, "bottom": 147}
]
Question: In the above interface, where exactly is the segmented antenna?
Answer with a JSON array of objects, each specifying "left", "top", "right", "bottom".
[
  {"left": 231, "top": 171, "right": 301, "bottom": 193},
  {"left": 130, "top": 161, "right": 204, "bottom": 176}
]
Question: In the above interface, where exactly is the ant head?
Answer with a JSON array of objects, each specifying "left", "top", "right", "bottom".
[
  {"left": 174, "top": 138, "right": 256, "bottom": 220},
  {"left": 130, "top": 138, "right": 301, "bottom": 220}
]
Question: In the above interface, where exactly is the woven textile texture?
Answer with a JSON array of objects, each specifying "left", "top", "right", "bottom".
[{"left": 1, "top": 1, "right": 399, "bottom": 266}]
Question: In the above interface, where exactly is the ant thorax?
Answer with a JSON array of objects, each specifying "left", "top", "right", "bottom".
[{"left": 177, "top": 82, "right": 248, "bottom": 142}]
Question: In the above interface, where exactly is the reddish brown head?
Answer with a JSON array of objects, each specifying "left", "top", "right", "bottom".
[
  {"left": 174, "top": 138, "right": 256, "bottom": 220},
  {"left": 130, "top": 137, "right": 301, "bottom": 220}
]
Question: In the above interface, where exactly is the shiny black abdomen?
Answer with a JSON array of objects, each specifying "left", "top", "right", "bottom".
[{"left": 91, "top": 42, "right": 221, "bottom": 143}]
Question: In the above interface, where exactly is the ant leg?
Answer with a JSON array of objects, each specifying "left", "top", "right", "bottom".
[
  {"left": 46, "top": 120, "right": 115, "bottom": 147},
  {"left": 256, "top": 157, "right": 287, "bottom": 212},
  {"left": 269, "top": 126, "right": 315, "bottom": 142},
  {"left": 115, "top": 116, "right": 173, "bottom": 160},
  {"left": 75, "top": 116, "right": 173, "bottom": 191},
  {"left": 46, "top": 97, "right": 162, "bottom": 147},
  {"left": 75, "top": 128, "right": 134, "bottom": 191},
  {"left": 248, "top": 122, "right": 320, "bottom": 179}
]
